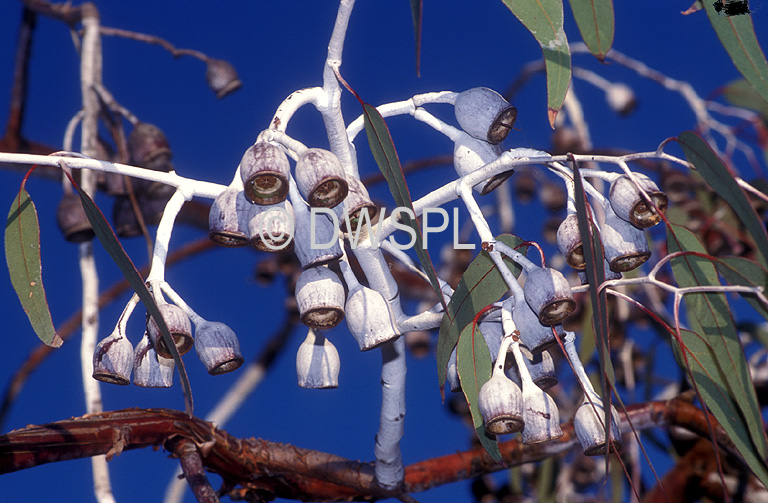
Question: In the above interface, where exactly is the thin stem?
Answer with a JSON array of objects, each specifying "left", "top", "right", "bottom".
[{"left": 146, "top": 189, "right": 190, "bottom": 283}]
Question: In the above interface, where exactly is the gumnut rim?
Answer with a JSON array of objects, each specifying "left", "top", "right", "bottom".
[{"left": 148, "top": 302, "right": 194, "bottom": 359}]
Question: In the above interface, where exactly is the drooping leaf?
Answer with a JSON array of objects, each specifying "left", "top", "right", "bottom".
[
  {"left": 5, "top": 187, "right": 62, "bottom": 348},
  {"left": 567, "top": 0, "right": 614, "bottom": 60},
  {"left": 437, "top": 234, "right": 524, "bottom": 396},
  {"left": 409, "top": 0, "right": 422, "bottom": 76},
  {"left": 722, "top": 78, "right": 768, "bottom": 124},
  {"left": 704, "top": 1, "right": 768, "bottom": 103},
  {"left": 500, "top": 0, "right": 571, "bottom": 127},
  {"left": 457, "top": 322, "right": 501, "bottom": 462},
  {"left": 363, "top": 103, "right": 445, "bottom": 312},
  {"left": 72, "top": 184, "right": 194, "bottom": 416},
  {"left": 667, "top": 223, "right": 768, "bottom": 483},
  {"left": 714, "top": 256, "right": 768, "bottom": 322},
  {"left": 678, "top": 131, "right": 768, "bottom": 268}
]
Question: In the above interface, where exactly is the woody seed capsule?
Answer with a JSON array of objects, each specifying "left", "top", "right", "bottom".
[
  {"left": 240, "top": 142, "right": 291, "bottom": 205},
  {"left": 296, "top": 328, "right": 340, "bottom": 389},
  {"left": 92, "top": 331, "right": 134, "bottom": 385},
  {"left": 133, "top": 332, "right": 174, "bottom": 388},
  {"left": 148, "top": 302, "right": 194, "bottom": 359},
  {"left": 453, "top": 133, "right": 512, "bottom": 195},
  {"left": 295, "top": 266, "right": 346, "bottom": 329},
  {"left": 128, "top": 122, "right": 173, "bottom": 172},
  {"left": 194, "top": 321, "right": 244, "bottom": 375},
  {"left": 56, "top": 192, "right": 95, "bottom": 243},
  {"left": 609, "top": 173, "right": 668, "bottom": 229},
  {"left": 296, "top": 148, "right": 348, "bottom": 208},
  {"left": 523, "top": 267, "right": 576, "bottom": 326},
  {"left": 601, "top": 207, "right": 651, "bottom": 273},
  {"left": 205, "top": 59, "right": 242, "bottom": 99},
  {"left": 209, "top": 188, "right": 250, "bottom": 247},
  {"left": 454, "top": 87, "right": 518, "bottom": 144}
]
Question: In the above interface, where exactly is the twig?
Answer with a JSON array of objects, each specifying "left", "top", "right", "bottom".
[{"left": 173, "top": 438, "right": 220, "bottom": 503}]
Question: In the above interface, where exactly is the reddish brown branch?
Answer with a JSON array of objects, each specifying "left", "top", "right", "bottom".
[
  {"left": 0, "top": 400, "right": 741, "bottom": 502},
  {"left": 174, "top": 438, "right": 221, "bottom": 503}
]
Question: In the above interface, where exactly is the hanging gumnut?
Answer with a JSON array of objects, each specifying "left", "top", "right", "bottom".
[
  {"left": 478, "top": 348, "right": 524, "bottom": 435},
  {"left": 92, "top": 330, "right": 134, "bottom": 385},
  {"left": 56, "top": 192, "right": 95, "bottom": 243},
  {"left": 296, "top": 328, "right": 340, "bottom": 389},
  {"left": 133, "top": 332, "right": 174, "bottom": 388},
  {"left": 194, "top": 321, "right": 244, "bottom": 375},
  {"left": 518, "top": 346, "right": 558, "bottom": 390},
  {"left": 511, "top": 341, "right": 563, "bottom": 444},
  {"left": 205, "top": 58, "right": 242, "bottom": 99},
  {"left": 523, "top": 267, "right": 576, "bottom": 325},
  {"left": 342, "top": 263, "right": 400, "bottom": 351},
  {"left": 247, "top": 199, "right": 295, "bottom": 252},
  {"left": 295, "top": 266, "right": 346, "bottom": 329},
  {"left": 240, "top": 142, "right": 290, "bottom": 205},
  {"left": 147, "top": 302, "right": 194, "bottom": 359},
  {"left": 605, "top": 83, "right": 636, "bottom": 116},
  {"left": 574, "top": 395, "right": 623, "bottom": 455},
  {"left": 556, "top": 213, "right": 586, "bottom": 270},
  {"left": 293, "top": 199, "right": 343, "bottom": 268},
  {"left": 600, "top": 207, "right": 652, "bottom": 272},
  {"left": 608, "top": 173, "right": 667, "bottom": 228},
  {"left": 453, "top": 133, "right": 512, "bottom": 195},
  {"left": 454, "top": 87, "right": 518, "bottom": 144},
  {"left": 512, "top": 298, "right": 563, "bottom": 354},
  {"left": 128, "top": 122, "right": 173, "bottom": 172},
  {"left": 447, "top": 346, "right": 461, "bottom": 392},
  {"left": 339, "top": 176, "right": 378, "bottom": 234},
  {"left": 209, "top": 188, "right": 250, "bottom": 247},
  {"left": 295, "top": 148, "right": 348, "bottom": 208}
]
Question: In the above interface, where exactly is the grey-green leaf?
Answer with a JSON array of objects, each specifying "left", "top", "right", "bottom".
[
  {"left": 704, "top": 2, "right": 768, "bottom": 103},
  {"left": 678, "top": 131, "right": 768, "bottom": 268},
  {"left": 409, "top": 0, "right": 422, "bottom": 76},
  {"left": 5, "top": 187, "right": 62, "bottom": 348},
  {"left": 567, "top": 0, "right": 614, "bottom": 60},
  {"left": 500, "top": 0, "right": 571, "bottom": 127},
  {"left": 437, "top": 234, "right": 524, "bottom": 396},
  {"left": 457, "top": 322, "right": 501, "bottom": 462}
]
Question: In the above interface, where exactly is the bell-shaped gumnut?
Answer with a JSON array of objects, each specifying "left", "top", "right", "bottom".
[
  {"left": 454, "top": 87, "right": 518, "bottom": 144},
  {"left": 128, "top": 122, "right": 173, "bottom": 172},
  {"left": 574, "top": 395, "right": 623, "bottom": 456},
  {"left": 339, "top": 176, "right": 378, "bottom": 234},
  {"left": 133, "top": 332, "right": 174, "bottom": 388},
  {"left": 296, "top": 328, "right": 340, "bottom": 389},
  {"left": 478, "top": 369, "right": 524, "bottom": 435},
  {"left": 601, "top": 207, "right": 652, "bottom": 273},
  {"left": 56, "top": 192, "right": 94, "bottom": 243},
  {"left": 206, "top": 59, "right": 242, "bottom": 99},
  {"left": 345, "top": 284, "right": 400, "bottom": 351},
  {"left": 240, "top": 142, "right": 290, "bottom": 205},
  {"left": 148, "top": 302, "right": 194, "bottom": 359},
  {"left": 523, "top": 267, "right": 576, "bottom": 326},
  {"left": 295, "top": 266, "right": 346, "bottom": 329},
  {"left": 453, "top": 133, "right": 511, "bottom": 195},
  {"left": 209, "top": 188, "right": 250, "bottom": 247},
  {"left": 295, "top": 148, "right": 348, "bottom": 208},
  {"left": 609, "top": 173, "right": 667, "bottom": 229},
  {"left": 194, "top": 321, "right": 244, "bottom": 375},
  {"left": 247, "top": 199, "right": 295, "bottom": 252},
  {"left": 293, "top": 201, "right": 343, "bottom": 268},
  {"left": 93, "top": 331, "right": 134, "bottom": 385}
]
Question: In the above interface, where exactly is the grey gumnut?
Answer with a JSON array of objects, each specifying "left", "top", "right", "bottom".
[
  {"left": 523, "top": 267, "right": 576, "bottom": 326},
  {"left": 148, "top": 302, "right": 194, "bottom": 359},
  {"left": 345, "top": 284, "right": 400, "bottom": 351},
  {"left": 128, "top": 122, "right": 173, "bottom": 172},
  {"left": 247, "top": 199, "right": 295, "bottom": 252},
  {"left": 520, "top": 385, "right": 563, "bottom": 444},
  {"left": 556, "top": 213, "right": 585, "bottom": 270},
  {"left": 454, "top": 87, "right": 518, "bottom": 144},
  {"left": 92, "top": 331, "right": 134, "bottom": 385},
  {"left": 478, "top": 370, "right": 524, "bottom": 435},
  {"left": 194, "top": 321, "right": 244, "bottom": 375},
  {"left": 296, "top": 328, "right": 340, "bottom": 389},
  {"left": 452, "top": 133, "right": 511, "bottom": 195},
  {"left": 295, "top": 266, "right": 346, "bottom": 329},
  {"left": 574, "top": 396, "right": 623, "bottom": 456},
  {"left": 447, "top": 346, "right": 461, "bottom": 392},
  {"left": 240, "top": 142, "right": 290, "bottom": 205},
  {"left": 293, "top": 201, "right": 343, "bottom": 268},
  {"left": 600, "top": 207, "right": 651, "bottom": 273},
  {"left": 208, "top": 188, "right": 250, "bottom": 248},
  {"left": 133, "top": 332, "right": 174, "bottom": 388},
  {"left": 205, "top": 59, "right": 242, "bottom": 99},
  {"left": 608, "top": 173, "right": 667, "bottom": 229},
  {"left": 295, "top": 148, "right": 349, "bottom": 208},
  {"left": 56, "top": 192, "right": 95, "bottom": 243},
  {"left": 513, "top": 295, "right": 564, "bottom": 355},
  {"left": 339, "top": 176, "right": 378, "bottom": 234},
  {"left": 519, "top": 347, "right": 558, "bottom": 390}
]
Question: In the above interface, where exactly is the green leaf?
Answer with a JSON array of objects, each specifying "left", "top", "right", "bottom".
[
  {"left": 500, "top": 0, "right": 571, "bottom": 127},
  {"left": 363, "top": 103, "right": 445, "bottom": 312},
  {"left": 667, "top": 223, "right": 768, "bottom": 484},
  {"left": 437, "top": 234, "right": 524, "bottom": 396},
  {"left": 409, "top": 0, "right": 422, "bottom": 76},
  {"left": 567, "top": 0, "right": 614, "bottom": 60},
  {"left": 714, "top": 256, "right": 768, "bottom": 322},
  {"left": 678, "top": 131, "right": 768, "bottom": 268},
  {"left": 704, "top": 2, "right": 768, "bottom": 103},
  {"left": 5, "top": 187, "right": 62, "bottom": 348},
  {"left": 457, "top": 322, "right": 501, "bottom": 462},
  {"left": 722, "top": 78, "right": 768, "bottom": 124},
  {"left": 73, "top": 185, "right": 194, "bottom": 416}
]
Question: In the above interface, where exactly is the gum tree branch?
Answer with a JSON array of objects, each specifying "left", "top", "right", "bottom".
[{"left": 0, "top": 399, "right": 742, "bottom": 502}]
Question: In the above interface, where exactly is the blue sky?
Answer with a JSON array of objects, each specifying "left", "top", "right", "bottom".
[{"left": 0, "top": 1, "right": 762, "bottom": 502}]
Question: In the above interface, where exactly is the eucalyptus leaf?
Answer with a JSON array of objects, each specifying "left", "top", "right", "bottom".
[{"left": 567, "top": 0, "right": 614, "bottom": 60}]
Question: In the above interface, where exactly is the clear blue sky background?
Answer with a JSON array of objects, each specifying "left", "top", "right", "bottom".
[{"left": 0, "top": 1, "right": 760, "bottom": 502}]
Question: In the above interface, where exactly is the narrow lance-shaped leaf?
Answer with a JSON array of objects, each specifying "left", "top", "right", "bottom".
[
  {"left": 5, "top": 186, "right": 62, "bottom": 348},
  {"left": 457, "top": 322, "right": 501, "bottom": 462},
  {"left": 437, "top": 234, "right": 524, "bottom": 396},
  {"left": 678, "top": 131, "right": 768, "bottom": 269},
  {"left": 667, "top": 223, "right": 768, "bottom": 485},
  {"left": 500, "top": 0, "right": 571, "bottom": 127},
  {"left": 567, "top": 0, "right": 614, "bottom": 61},
  {"left": 363, "top": 103, "right": 445, "bottom": 312},
  {"left": 704, "top": 1, "right": 768, "bottom": 103},
  {"left": 714, "top": 256, "right": 768, "bottom": 323},
  {"left": 409, "top": 0, "right": 422, "bottom": 77},
  {"left": 722, "top": 78, "right": 768, "bottom": 123},
  {"left": 71, "top": 180, "right": 194, "bottom": 416}
]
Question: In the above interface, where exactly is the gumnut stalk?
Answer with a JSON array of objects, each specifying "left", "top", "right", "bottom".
[
  {"left": 295, "top": 266, "right": 346, "bottom": 329},
  {"left": 478, "top": 336, "right": 524, "bottom": 435},
  {"left": 240, "top": 142, "right": 290, "bottom": 205},
  {"left": 147, "top": 302, "right": 194, "bottom": 359},
  {"left": 208, "top": 187, "right": 250, "bottom": 247},
  {"left": 453, "top": 133, "right": 512, "bottom": 195},
  {"left": 454, "top": 87, "right": 518, "bottom": 144},
  {"left": 609, "top": 173, "right": 668, "bottom": 228},
  {"left": 133, "top": 332, "right": 174, "bottom": 388},
  {"left": 295, "top": 148, "right": 349, "bottom": 208},
  {"left": 205, "top": 58, "right": 242, "bottom": 99},
  {"left": 523, "top": 267, "right": 576, "bottom": 325},
  {"left": 92, "top": 330, "right": 134, "bottom": 385},
  {"left": 194, "top": 321, "right": 244, "bottom": 375},
  {"left": 56, "top": 192, "right": 95, "bottom": 243},
  {"left": 296, "top": 328, "right": 340, "bottom": 389}
]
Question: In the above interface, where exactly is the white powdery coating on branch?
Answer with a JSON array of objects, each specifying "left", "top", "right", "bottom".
[{"left": 374, "top": 337, "right": 406, "bottom": 490}]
